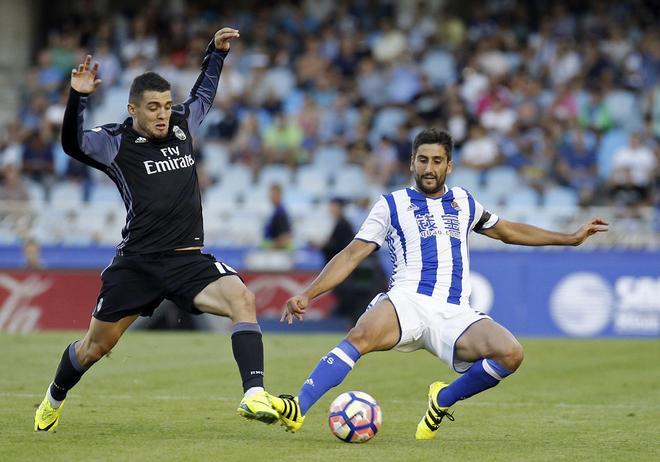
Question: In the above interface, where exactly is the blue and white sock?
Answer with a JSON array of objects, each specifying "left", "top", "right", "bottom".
[
  {"left": 437, "top": 359, "right": 512, "bottom": 408},
  {"left": 298, "top": 339, "right": 361, "bottom": 415}
]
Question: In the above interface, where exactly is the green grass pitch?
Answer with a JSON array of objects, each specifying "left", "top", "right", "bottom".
[{"left": 1, "top": 332, "right": 658, "bottom": 461}]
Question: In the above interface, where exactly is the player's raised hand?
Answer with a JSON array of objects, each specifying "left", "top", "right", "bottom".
[
  {"left": 71, "top": 55, "right": 102, "bottom": 94},
  {"left": 571, "top": 218, "right": 609, "bottom": 245},
  {"left": 281, "top": 294, "right": 309, "bottom": 324},
  {"left": 214, "top": 27, "right": 240, "bottom": 51}
]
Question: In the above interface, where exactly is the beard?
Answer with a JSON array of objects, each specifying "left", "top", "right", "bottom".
[{"left": 414, "top": 174, "right": 445, "bottom": 195}]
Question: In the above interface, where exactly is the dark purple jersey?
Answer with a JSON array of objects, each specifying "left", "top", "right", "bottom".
[{"left": 62, "top": 42, "right": 227, "bottom": 255}]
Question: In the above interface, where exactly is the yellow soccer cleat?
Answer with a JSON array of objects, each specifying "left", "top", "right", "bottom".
[
  {"left": 34, "top": 396, "right": 65, "bottom": 432},
  {"left": 267, "top": 393, "right": 305, "bottom": 433},
  {"left": 237, "top": 389, "right": 279, "bottom": 424},
  {"left": 415, "top": 381, "right": 454, "bottom": 440}
]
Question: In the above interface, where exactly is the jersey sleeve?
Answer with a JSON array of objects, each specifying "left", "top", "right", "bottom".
[
  {"left": 354, "top": 197, "right": 391, "bottom": 249},
  {"left": 61, "top": 89, "right": 121, "bottom": 170},
  {"left": 471, "top": 196, "right": 499, "bottom": 232},
  {"left": 175, "top": 41, "right": 228, "bottom": 132}
]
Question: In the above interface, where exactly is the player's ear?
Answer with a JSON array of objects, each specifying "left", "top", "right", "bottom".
[
  {"left": 409, "top": 152, "right": 415, "bottom": 172},
  {"left": 447, "top": 159, "right": 453, "bottom": 174},
  {"left": 127, "top": 103, "right": 136, "bottom": 116}
]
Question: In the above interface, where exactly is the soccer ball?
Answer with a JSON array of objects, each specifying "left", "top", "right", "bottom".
[{"left": 328, "top": 391, "right": 382, "bottom": 443}]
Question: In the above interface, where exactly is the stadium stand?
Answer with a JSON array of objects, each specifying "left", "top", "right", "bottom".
[{"left": 0, "top": 0, "right": 657, "bottom": 252}]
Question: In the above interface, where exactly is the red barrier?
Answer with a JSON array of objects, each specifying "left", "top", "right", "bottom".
[{"left": 0, "top": 270, "right": 334, "bottom": 332}]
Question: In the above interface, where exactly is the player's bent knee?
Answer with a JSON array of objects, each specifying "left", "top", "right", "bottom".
[
  {"left": 229, "top": 288, "right": 256, "bottom": 319},
  {"left": 501, "top": 340, "right": 524, "bottom": 372},
  {"left": 345, "top": 325, "right": 375, "bottom": 354},
  {"left": 79, "top": 341, "right": 112, "bottom": 366}
]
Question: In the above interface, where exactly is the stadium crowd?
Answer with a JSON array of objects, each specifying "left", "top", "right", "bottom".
[{"left": 0, "top": 0, "right": 658, "bottom": 248}]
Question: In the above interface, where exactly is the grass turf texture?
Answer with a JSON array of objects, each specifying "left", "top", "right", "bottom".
[{"left": 1, "top": 333, "right": 658, "bottom": 461}]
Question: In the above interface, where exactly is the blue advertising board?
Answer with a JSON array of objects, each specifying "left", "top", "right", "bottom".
[
  {"left": 469, "top": 251, "right": 659, "bottom": 337},
  {"left": 0, "top": 245, "right": 657, "bottom": 337}
]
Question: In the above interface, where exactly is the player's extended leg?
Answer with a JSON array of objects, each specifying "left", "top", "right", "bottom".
[
  {"left": 416, "top": 319, "right": 524, "bottom": 440},
  {"left": 35, "top": 315, "right": 138, "bottom": 432},
  {"left": 270, "top": 297, "right": 401, "bottom": 432},
  {"left": 193, "top": 275, "right": 278, "bottom": 424}
]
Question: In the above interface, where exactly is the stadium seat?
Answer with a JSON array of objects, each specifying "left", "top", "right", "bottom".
[
  {"left": 25, "top": 180, "right": 46, "bottom": 207},
  {"left": 293, "top": 208, "right": 333, "bottom": 245},
  {"left": 482, "top": 167, "right": 523, "bottom": 206},
  {"left": 283, "top": 186, "right": 314, "bottom": 216},
  {"left": 294, "top": 163, "right": 332, "bottom": 199},
  {"left": 89, "top": 86, "right": 129, "bottom": 128},
  {"left": 216, "top": 163, "right": 254, "bottom": 198},
  {"left": 331, "top": 165, "right": 367, "bottom": 199},
  {"left": 485, "top": 166, "right": 521, "bottom": 192},
  {"left": 312, "top": 145, "right": 347, "bottom": 171},
  {"left": 597, "top": 129, "right": 628, "bottom": 179},
  {"left": 606, "top": 90, "right": 642, "bottom": 131},
  {"left": 370, "top": 107, "right": 408, "bottom": 144},
  {"left": 543, "top": 186, "right": 579, "bottom": 209},
  {"left": 202, "top": 142, "right": 231, "bottom": 180},
  {"left": 51, "top": 182, "right": 84, "bottom": 207},
  {"left": 505, "top": 186, "right": 540, "bottom": 207},
  {"left": 420, "top": 49, "right": 457, "bottom": 87},
  {"left": 256, "top": 164, "right": 293, "bottom": 190},
  {"left": 448, "top": 169, "right": 481, "bottom": 193},
  {"left": 89, "top": 183, "right": 123, "bottom": 203}
]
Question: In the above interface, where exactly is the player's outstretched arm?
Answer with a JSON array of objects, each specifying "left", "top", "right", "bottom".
[
  {"left": 182, "top": 27, "right": 239, "bottom": 130},
  {"left": 479, "top": 218, "right": 609, "bottom": 246},
  {"left": 61, "top": 55, "right": 119, "bottom": 169},
  {"left": 281, "top": 239, "right": 377, "bottom": 324}
]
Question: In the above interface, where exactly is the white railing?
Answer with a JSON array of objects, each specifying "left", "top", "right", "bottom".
[{"left": 0, "top": 199, "right": 656, "bottom": 249}]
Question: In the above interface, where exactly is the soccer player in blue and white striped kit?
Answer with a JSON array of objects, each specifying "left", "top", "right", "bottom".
[{"left": 270, "top": 128, "right": 608, "bottom": 439}]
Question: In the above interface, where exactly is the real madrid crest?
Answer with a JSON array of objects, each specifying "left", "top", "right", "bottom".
[{"left": 173, "top": 125, "right": 187, "bottom": 140}]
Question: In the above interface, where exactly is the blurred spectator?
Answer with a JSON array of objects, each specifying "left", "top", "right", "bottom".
[
  {"left": 263, "top": 183, "right": 292, "bottom": 249},
  {"left": 317, "top": 197, "right": 387, "bottom": 325},
  {"left": 230, "top": 114, "right": 262, "bottom": 167},
  {"left": 297, "top": 94, "right": 321, "bottom": 149},
  {"left": 610, "top": 133, "right": 657, "bottom": 203},
  {"left": 578, "top": 86, "right": 613, "bottom": 133},
  {"left": 21, "top": 129, "right": 55, "bottom": 201},
  {"left": 263, "top": 112, "right": 304, "bottom": 167},
  {"left": 549, "top": 84, "right": 578, "bottom": 122},
  {"left": 121, "top": 16, "right": 158, "bottom": 64},
  {"left": 35, "top": 50, "right": 64, "bottom": 100},
  {"left": 205, "top": 99, "right": 240, "bottom": 141},
  {"left": 0, "top": 120, "right": 24, "bottom": 170},
  {"left": 549, "top": 39, "right": 582, "bottom": 86},
  {"left": 22, "top": 238, "right": 43, "bottom": 270},
  {"left": 319, "top": 197, "right": 354, "bottom": 264},
  {"left": 556, "top": 129, "right": 599, "bottom": 205},
  {"left": 371, "top": 18, "right": 406, "bottom": 63},
  {"left": 460, "top": 125, "right": 502, "bottom": 172},
  {"left": 296, "top": 38, "right": 327, "bottom": 88},
  {"left": 1, "top": 1, "right": 658, "bottom": 248},
  {"left": 93, "top": 40, "right": 122, "bottom": 87},
  {"left": 364, "top": 136, "right": 398, "bottom": 186},
  {"left": 0, "top": 165, "right": 30, "bottom": 202},
  {"left": 480, "top": 96, "right": 517, "bottom": 134}
]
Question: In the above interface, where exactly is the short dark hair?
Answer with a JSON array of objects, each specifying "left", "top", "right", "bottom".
[
  {"left": 412, "top": 128, "right": 454, "bottom": 161},
  {"left": 129, "top": 72, "right": 171, "bottom": 104}
]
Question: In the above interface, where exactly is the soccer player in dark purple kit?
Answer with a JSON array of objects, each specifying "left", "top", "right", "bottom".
[{"left": 34, "top": 27, "right": 279, "bottom": 432}]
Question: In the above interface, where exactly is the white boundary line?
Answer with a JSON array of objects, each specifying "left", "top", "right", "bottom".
[{"left": 2, "top": 392, "right": 657, "bottom": 409}]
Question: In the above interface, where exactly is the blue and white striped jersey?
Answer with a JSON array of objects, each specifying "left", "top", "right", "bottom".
[{"left": 355, "top": 186, "right": 499, "bottom": 305}]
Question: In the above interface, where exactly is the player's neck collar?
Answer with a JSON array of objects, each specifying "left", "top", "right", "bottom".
[{"left": 408, "top": 184, "right": 449, "bottom": 200}]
